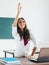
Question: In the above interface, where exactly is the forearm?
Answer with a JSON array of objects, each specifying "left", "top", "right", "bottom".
[
  {"left": 13, "top": 12, "right": 19, "bottom": 27},
  {"left": 31, "top": 47, "right": 36, "bottom": 56},
  {"left": 13, "top": 3, "right": 21, "bottom": 27}
]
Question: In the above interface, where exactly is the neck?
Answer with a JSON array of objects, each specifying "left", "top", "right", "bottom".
[{"left": 21, "top": 28, "right": 23, "bottom": 32}]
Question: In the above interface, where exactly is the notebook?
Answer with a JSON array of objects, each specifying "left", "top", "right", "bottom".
[{"left": 0, "top": 57, "right": 21, "bottom": 64}]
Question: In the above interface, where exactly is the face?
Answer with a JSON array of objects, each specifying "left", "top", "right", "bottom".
[{"left": 18, "top": 19, "right": 26, "bottom": 30}]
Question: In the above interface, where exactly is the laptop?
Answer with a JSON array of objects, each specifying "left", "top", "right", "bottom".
[{"left": 29, "top": 48, "right": 49, "bottom": 63}]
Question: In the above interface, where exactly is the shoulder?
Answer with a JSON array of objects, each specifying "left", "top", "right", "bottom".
[
  {"left": 29, "top": 30, "right": 34, "bottom": 38},
  {"left": 29, "top": 30, "right": 36, "bottom": 42}
]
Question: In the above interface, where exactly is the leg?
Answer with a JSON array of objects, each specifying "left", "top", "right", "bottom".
[
  {"left": 5, "top": 52, "right": 6, "bottom": 57},
  {"left": 13, "top": 53, "right": 14, "bottom": 57}
]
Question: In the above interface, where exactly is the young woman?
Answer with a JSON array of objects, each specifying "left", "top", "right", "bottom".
[{"left": 12, "top": 3, "right": 37, "bottom": 57}]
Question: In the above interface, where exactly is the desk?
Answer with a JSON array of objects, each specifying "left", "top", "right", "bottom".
[
  {"left": 0, "top": 57, "right": 49, "bottom": 65},
  {"left": 2, "top": 49, "right": 49, "bottom": 65}
]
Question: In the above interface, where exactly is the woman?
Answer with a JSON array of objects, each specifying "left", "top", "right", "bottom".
[{"left": 12, "top": 3, "right": 37, "bottom": 57}]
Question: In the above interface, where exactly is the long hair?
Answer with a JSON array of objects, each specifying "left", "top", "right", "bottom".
[{"left": 17, "top": 17, "right": 31, "bottom": 40}]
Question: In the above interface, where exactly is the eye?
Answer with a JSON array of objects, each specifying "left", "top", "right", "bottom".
[
  {"left": 23, "top": 21, "right": 25, "bottom": 23},
  {"left": 19, "top": 21, "right": 21, "bottom": 23}
]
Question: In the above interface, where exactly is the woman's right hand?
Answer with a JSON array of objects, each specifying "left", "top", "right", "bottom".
[{"left": 18, "top": 3, "right": 22, "bottom": 14}]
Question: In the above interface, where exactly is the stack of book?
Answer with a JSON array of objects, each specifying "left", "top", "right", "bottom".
[{"left": 0, "top": 57, "right": 21, "bottom": 65}]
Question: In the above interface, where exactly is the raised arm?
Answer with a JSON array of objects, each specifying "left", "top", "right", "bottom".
[{"left": 13, "top": 3, "right": 22, "bottom": 27}]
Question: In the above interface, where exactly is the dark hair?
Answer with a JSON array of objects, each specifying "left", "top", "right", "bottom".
[{"left": 17, "top": 17, "right": 31, "bottom": 40}]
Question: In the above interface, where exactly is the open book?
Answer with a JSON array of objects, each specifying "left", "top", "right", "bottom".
[{"left": 0, "top": 57, "right": 21, "bottom": 64}]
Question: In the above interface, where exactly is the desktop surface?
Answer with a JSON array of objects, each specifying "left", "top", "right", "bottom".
[{"left": 0, "top": 57, "right": 49, "bottom": 65}]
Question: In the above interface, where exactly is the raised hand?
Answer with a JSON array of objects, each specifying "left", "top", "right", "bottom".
[
  {"left": 18, "top": 2, "right": 22, "bottom": 14},
  {"left": 13, "top": 3, "right": 22, "bottom": 27}
]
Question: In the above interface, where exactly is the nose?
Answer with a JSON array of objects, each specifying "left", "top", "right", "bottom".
[{"left": 20, "top": 22, "right": 24, "bottom": 25}]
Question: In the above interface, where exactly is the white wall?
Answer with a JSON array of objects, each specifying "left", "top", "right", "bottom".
[{"left": 0, "top": 0, "right": 49, "bottom": 57}]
